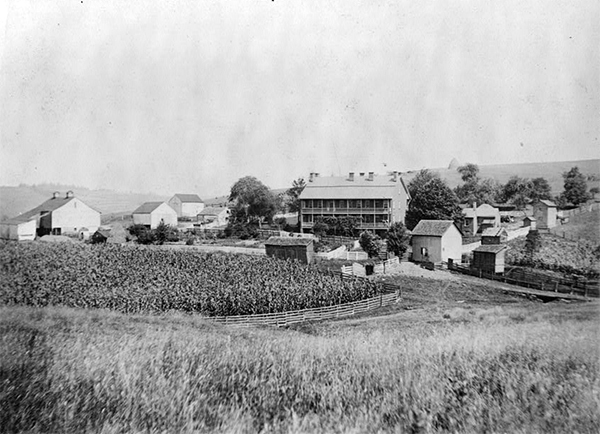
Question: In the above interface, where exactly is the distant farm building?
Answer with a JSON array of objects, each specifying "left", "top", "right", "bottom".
[
  {"left": 299, "top": 171, "right": 411, "bottom": 236},
  {"left": 472, "top": 244, "right": 508, "bottom": 274},
  {"left": 264, "top": 236, "right": 315, "bottom": 264},
  {"left": 462, "top": 203, "right": 501, "bottom": 235},
  {"left": 91, "top": 229, "right": 112, "bottom": 244},
  {"left": 410, "top": 220, "right": 462, "bottom": 264},
  {"left": 532, "top": 199, "right": 557, "bottom": 229},
  {"left": 132, "top": 202, "right": 177, "bottom": 229},
  {"left": 523, "top": 216, "right": 537, "bottom": 230},
  {"left": 167, "top": 194, "right": 205, "bottom": 218},
  {"left": 197, "top": 207, "right": 230, "bottom": 227},
  {"left": 481, "top": 227, "right": 508, "bottom": 245},
  {"left": 0, "top": 191, "right": 100, "bottom": 240}
]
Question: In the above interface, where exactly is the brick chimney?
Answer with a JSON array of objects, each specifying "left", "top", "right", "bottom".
[
  {"left": 309, "top": 172, "right": 314, "bottom": 182},
  {"left": 52, "top": 191, "right": 60, "bottom": 199},
  {"left": 66, "top": 190, "right": 74, "bottom": 199},
  {"left": 392, "top": 171, "right": 398, "bottom": 182},
  {"left": 349, "top": 172, "right": 355, "bottom": 181},
  {"left": 368, "top": 171, "right": 374, "bottom": 181}
]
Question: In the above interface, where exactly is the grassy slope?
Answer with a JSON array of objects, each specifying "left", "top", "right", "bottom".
[
  {"left": 1, "top": 273, "right": 599, "bottom": 434},
  {"left": 553, "top": 208, "right": 600, "bottom": 244}
]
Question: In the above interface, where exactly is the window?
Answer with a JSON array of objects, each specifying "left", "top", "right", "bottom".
[
  {"left": 421, "top": 247, "right": 428, "bottom": 257},
  {"left": 363, "top": 200, "right": 372, "bottom": 208}
]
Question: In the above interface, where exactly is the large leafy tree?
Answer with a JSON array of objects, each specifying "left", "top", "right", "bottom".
[
  {"left": 454, "top": 163, "right": 501, "bottom": 205},
  {"left": 560, "top": 166, "right": 590, "bottom": 206},
  {"left": 285, "top": 178, "right": 306, "bottom": 213},
  {"left": 228, "top": 176, "right": 277, "bottom": 224},
  {"left": 386, "top": 222, "right": 410, "bottom": 258},
  {"left": 500, "top": 176, "right": 552, "bottom": 209},
  {"left": 406, "top": 170, "right": 462, "bottom": 230}
]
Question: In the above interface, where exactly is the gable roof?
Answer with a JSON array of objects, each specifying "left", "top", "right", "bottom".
[
  {"left": 462, "top": 204, "right": 499, "bottom": 218},
  {"left": 1, "top": 196, "right": 78, "bottom": 225},
  {"left": 524, "top": 216, "right": 537, "bottom": 221},
  {"left": 538, "top": 199, "right": 557, "bottom": 208},
  {"left": 264, "top": 236, "right": 314, "bottom": 246},
  {"left": 300, "top": 174, "right": 410, "bottom": 200},
  {"left": 132, "top": 202, "right": 170, "bottom": 214},
  {"left": 198, "top": 207, "right": 229, "bottom": 216},
  {"left": 173, "top": 194, "right": 203, "bottom": 203},
  {"left": 482, "top": 227, "right": 508, "bottom": 237},
  {"left": 411, "top": 220, "right": 459, "bottom": 237},
  {"left": 473, "top": 244, "right": 508, "bottom": 254}
]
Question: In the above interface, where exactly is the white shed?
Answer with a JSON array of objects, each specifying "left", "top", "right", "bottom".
[
  {"left": 0, "top": 217, "right": 37, "bottom": 241},
  {"left": 167, "top": 194, "right": 205, "bottom": 218},
  {"left": 411, "top": 220, "right": 463, "bottom": 263},
  {"left": 132, "top": 202, "right": 178, "bottom": 229}
]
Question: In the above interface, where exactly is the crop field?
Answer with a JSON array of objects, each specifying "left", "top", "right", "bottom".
[
  {"left": 0, "top": 241, "right": 381, "bottom": 316},
  {"left": 1, "top": 299, "right": 598, "bottom": 434}
]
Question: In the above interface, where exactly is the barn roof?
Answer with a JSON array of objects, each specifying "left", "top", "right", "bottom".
[
  {"left": 524, "top": 216, "right": 537, "bottom": 221},
  {"left": 538, "top": 199, "right": 557, "bottom": 207},
  {"left": 173, "top": 194, "right": 203, "bottom": 203},
  {"left": 411, "top": 220, "right": 459, "bottom": 237},
  {"left": 1, "top": 196, "right": 77, "bottom": 225},
  {"left": 132, "top": 202, "right": 167, "bottom": 214},
  {"left": 473, "top": 244, "right": 507, "bottom": 254},
  {"left": 198, "top": 207, "right": 228, "bottom": 216},
  {"left": 264, "top": 236, "right": 314, "bottom": 246},
  {"left": 300, "top": 174, "right": 410, "bottom": 200}
]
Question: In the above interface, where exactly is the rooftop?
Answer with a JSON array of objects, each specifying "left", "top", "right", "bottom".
[
  {"left": 1, "top": 194, "right": 82, "bottom": 225},
  {"left": 300, "top": 173, "right": 410, "bottom": 200},
  {"left": 132, "top": 202, "right": 169, "bottom": 214},
  {"left": 473, "top": 244, "right": 508, "bottom": 254},
  {"left": 411, "top": 220, "right": 458, "bottom": 237},
  {"left": 538, "top": 199, "right": 557, "bottom": 207},
  {"left": 173, "top": 194, "right": 203, "bottom": 203}
]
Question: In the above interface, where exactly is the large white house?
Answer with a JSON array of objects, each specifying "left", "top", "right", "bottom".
[
  {"left": 167, "top": 194, "right": 204, "bottom": 218},
  {"left": 132, "top": 202, "right": 178, "bottom": 229},
  {"left": 0, "top": 191, "right": 101, "bottom": 240}
]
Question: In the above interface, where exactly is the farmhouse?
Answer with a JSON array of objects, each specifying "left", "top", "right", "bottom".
[
  {"left": 299, "top": 171, "right": 410, "bottom": 235},
  {"left": 197, "top": 207, "right": 230, "bottom": 227},
  {"left": 264, "top": 236, "right": 315, "bottom": 264},
  {"left": 472, "top": 244, "right": 508, "bottom": 274},
  {"left": 167, "top": 194, "right": 204, "bottom": 218},
  {"left": 410, "top": 220, "right": 462, "bottom": 264},
  {"left": 462, "top": 203, "right": 501, "bottom": 235},
  {"left": 132, "top": 202, "right": 177, "bottom": 229},
  {"left": 532, "top": 199, "right": 557, "bottom": 229},
  {"left": 0, "top": 191, "right": 100, "bottom": 239},
  {"left": 481, "top": 227, "right": 508, "bottom": 245}
]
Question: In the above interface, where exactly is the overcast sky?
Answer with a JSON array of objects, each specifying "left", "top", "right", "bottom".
[{"left": 1, "top": 0, "right": 598, "bottom": 197}]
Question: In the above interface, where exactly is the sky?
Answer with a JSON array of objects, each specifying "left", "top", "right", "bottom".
[{"left": 1, "top": 0, "right": 598, "bottom": 197}]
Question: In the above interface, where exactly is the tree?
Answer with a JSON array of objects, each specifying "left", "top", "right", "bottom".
[
  {"left": 530, "top": 177, "right": 553, "bottom": 203},
  {"left": 457, "top": 163, "right": 480, "bottom": 183},
  {"left": 286, "top": 178, "right": 306, "bottom": 214},
  {"left": 228, "top": 176, "right": 278, "bottom": 224},
  {"left": 406, "top": 170, "right": 462, "bottom": 230},
  {"left": 154, "top": 221, "right": 178, "bottom": 245},
  {"left": 500, "top": 176, "right": 532, "bottom": 210},
  {"left": 561, "top": 166, "right": 590, "bottom": 206},
  {"left": 454, "top": 163, "right": 501, "bottom": 205},
  {"left": 386, "top": 222, "right": 410, "bottom": 258},
  {"left": 359, "top": 231, "right": 383, "bottom": 258}
]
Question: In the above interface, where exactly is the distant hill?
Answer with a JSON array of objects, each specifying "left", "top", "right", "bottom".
[
  {"left": 0, "top": 184, "right": 167, "bottom": 221},
  {"left": 401, "top": 159, "right": 600, "bottom": 195}
]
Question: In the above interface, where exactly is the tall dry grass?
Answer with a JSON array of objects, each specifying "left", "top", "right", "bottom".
[{"left": 1, "top": 305, "right": 598, "bottom": 433}]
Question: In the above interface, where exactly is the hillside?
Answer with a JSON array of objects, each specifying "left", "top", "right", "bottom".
[
  {"left": 402, "top": 158, "right": 600, "bottom": 194},
  {"left": 0, "top": 184, "right": 167, "bottom": 220}
]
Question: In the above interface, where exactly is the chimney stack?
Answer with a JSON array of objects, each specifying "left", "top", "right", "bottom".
[
  {"left": 368, "top": 171, "right": 374, "bottom": 181},
  {"left": 359, "top": 172, "right": 365, "bottom": 177},
  {"left": 65, "top": 191, "right": 74, "bottom": 199},
  {"left": 472, "top": 201, "right": 477, "bottom": 210},
  {"left": 309, "top": 172, "right": 314, "bottom": 182},
  {"left": 392, "top": 171, "right": 398, "bottom": 182},
  {"left": 349, "top": 172, "right": 355, "bottom": 181},
  {"left": 52, "top": 191, "right": 60, "bottom": 199}
]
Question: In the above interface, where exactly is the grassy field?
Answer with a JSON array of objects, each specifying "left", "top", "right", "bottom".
[
  {"left": 1, "top": 274, "right": 598, "bottom": 433},
  {"left": 553, "top": 208, "right": 600, "bottom": 244}
]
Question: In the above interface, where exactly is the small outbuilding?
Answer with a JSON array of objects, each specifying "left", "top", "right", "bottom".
[
  {"left": 472, "top": 244, "right": 508, "bottom": 274},
  {"left": 197, "top": 207, "right": 230, "bottom": 227},
  {"left": 410, "top": 220, "right": 462, "bottom": 264},
  {"left": 264, "top": 236, "right": 314, "bottom": 264},
  {"left": 523, "top": 216, "right": 537, "bottom": 230},
  {"left": 90, "top": 228, "right": 112, "bottom": 244},
  {"left": 533, "top": 199, "right": 557, "bottom": 229},
  {"left": 132, "top": 202, "right": 178, "bottom": 229},
  {"left": 0, "top": 217, "right": 37, "bottom": 241},
  {"left": 481, "top": 227, "right": 508, "bottom": 245},
  {"left": 462, "top": 203, "right": 501, "bottom": 235}
]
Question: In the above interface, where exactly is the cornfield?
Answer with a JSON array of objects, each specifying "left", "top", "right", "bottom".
[{"left": 0, "top": 241, "right": 382, "bottom": 316}]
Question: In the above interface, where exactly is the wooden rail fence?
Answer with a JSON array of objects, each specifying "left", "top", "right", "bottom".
[{"left": 209, "top": 291, "right": 400, "bottom": 327}]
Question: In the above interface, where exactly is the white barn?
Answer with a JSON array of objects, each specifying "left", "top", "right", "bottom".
[
  {"left": 132, "top": 202, "right": 178, "bottom": 229},
  {"left": 0, "top": 191, "right": 100, "bottom": 239},
  {"left": 411, "top": 220, "right": 463, "bottom": 264},
  {"left": 167, "top": 194, "right": 204, "bottom": 218}
]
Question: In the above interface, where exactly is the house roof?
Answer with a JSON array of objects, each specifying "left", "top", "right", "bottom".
[
  {"left": 473, "top": 244, "right": 508, "bottom": 254},
  {"left": 1, "top": 196, "right": 77, "bottom": 225},
  {"left": 538, "top": 199, "right": 557, "bottom": 208},
  {"left": 411, "top": 220, "right": 458, "bottom": 237},
  {"left": 198, "top": 207, "right": 228, "bottom": 216},
  {"left": 264, "top": 236, "right": 314, "bottom": 246},
  {"left": 173, "top": 194, "right": 203, "bottom": 203},
  {"left": 132, "top": 202, "right": 169, "bottom": 214},
  {"left": 482, "top": 227, "right": 508, "bottom": 237},
  {"left": 300, "top": 174, "right": 410, "bottom": 200},
  {"left": 462, "top": 204, "right": 499, "bottom": 218}
]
